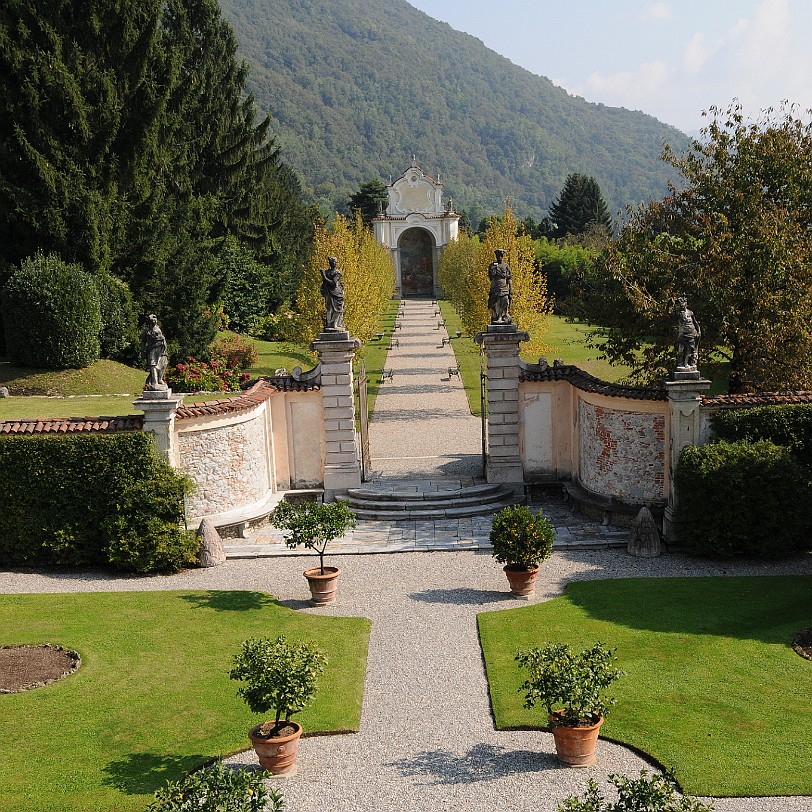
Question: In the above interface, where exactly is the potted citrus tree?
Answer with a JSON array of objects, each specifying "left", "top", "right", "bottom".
[
  {"left": 272, "top": 499, "right": 356, "bottom": 604},
  {"left": 229, "top": 635, "right": 327, "bottom": 776},
  {"left": 516, "top": 641, "right": 624, "bottom": 767},
  {"left": 489, "top": 504, "right": 554, "bottom": 596}
]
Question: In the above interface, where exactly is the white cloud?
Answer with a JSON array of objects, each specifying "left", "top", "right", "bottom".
[
  {"left": 583, "top": 60, "right": 670, "bottom": 104},
  {"left": 639, "top": 2, "right": 672, "bottom": 22},
  {"left": 683, "top": 33, "right": 710, "bottom": 74}
]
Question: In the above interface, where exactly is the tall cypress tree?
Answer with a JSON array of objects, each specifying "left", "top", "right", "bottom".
[
  {"left": 548, "top": 173, "right": 612, "bottom": 238},
  {"left": 0, "top": 0, "right": 315, "bottom": 361}
]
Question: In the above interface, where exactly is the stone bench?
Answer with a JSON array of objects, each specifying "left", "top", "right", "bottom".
[
  {"left": 563, "top": 481, "right": 664, "bottom": 529},
  {"left": 190, "top": 488, "right": 324, "bottom": 539}
]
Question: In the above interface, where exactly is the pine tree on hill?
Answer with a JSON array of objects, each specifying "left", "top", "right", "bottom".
[{"left": 548, "top": 174, "right": 613, "bottom": 238}]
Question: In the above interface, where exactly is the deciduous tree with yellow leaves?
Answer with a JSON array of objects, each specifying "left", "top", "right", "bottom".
[
  {"left": 439, "top": 205, "right": 552, "bottom": 357},
  {"left": 296, "top": 214, "right": 395, "bottom": 343}
]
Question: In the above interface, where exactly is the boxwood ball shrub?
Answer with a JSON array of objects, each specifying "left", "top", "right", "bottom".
[
  {"left": 0, "top": 432, "right": 197, "bottom": 572},
  {"left": 1, "top": 251, "right": 102, "bottom": 369},
  {"left": 675, "top": 439, "right": 812, "bottom": 558}
]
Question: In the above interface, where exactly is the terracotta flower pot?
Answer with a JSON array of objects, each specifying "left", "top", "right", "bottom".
[
  {"left": 548, "top": 711, "right": 603, "bottom": 767},
  {"left": 303, "top": 565, "right": 341, "bottom": 605},
  {"left": 503, "top": 563, "right": 540, "bottom": 596},
  {"left": 248, "top": 721, "right": 302, "bottom": 775}
]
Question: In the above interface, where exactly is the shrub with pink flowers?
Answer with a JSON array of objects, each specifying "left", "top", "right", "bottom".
[{"left": 165, "top": 354, "right": 251, "bottom": 393}]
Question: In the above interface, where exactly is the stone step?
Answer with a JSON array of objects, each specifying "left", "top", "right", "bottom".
[
  {"left": 345, "top": 491, "right": 515, "bottom": 512},
  {"left": 347, "top": 482, "right": 504, "bottom": 503},
  {"left": 349, "top": 494, "right": 523, "bottom": 521}
]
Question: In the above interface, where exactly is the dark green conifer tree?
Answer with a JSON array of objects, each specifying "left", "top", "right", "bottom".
[
  {"left": 548, "top": 173, "right": 612, "bottom": 238},
  {"left": 348, "top": 178, "right": 389, "bottom": 227}
]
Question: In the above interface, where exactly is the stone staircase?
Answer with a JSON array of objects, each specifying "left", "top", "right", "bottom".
[{"left": 345, "top": 482, "right": 523, "bottom": 521}]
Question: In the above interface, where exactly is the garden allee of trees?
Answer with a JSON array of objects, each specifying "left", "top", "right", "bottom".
[{"left": 0, "top": 0, "right": 317, "bottom": 367}]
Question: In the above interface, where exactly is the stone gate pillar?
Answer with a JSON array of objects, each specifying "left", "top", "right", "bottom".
[
  {"left": 133, "top": 390, "right": 184, "bottom": 466},
  {"left": 475, "top": 324, "right": 529, "bottom": 488},
  {"left": 311, "top": 330, "right": 362, "bottom": 498},
  {"left": 663, "top": 376, "right": 711, "bottom": 542}
]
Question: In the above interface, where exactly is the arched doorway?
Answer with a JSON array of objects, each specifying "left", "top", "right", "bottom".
[{"left": 398, "top": 228, "right": 434, "bottom": 297}]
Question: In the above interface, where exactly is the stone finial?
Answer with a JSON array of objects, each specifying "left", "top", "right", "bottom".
[
  {"left": 627, "top": 506, "right": 662, "bottom": 557},
  {"left": 197, "top": 518, "right": 226, "bottom": 567}
]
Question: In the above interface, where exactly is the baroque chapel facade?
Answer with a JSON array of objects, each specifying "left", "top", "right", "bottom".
[{"left": 372, "top": 160, "right": 459, "bottom": 298}]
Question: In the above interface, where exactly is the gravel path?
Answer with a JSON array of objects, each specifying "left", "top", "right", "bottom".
[
  {"left": 369, "top": 299, "right": 482, "bottom": 479},
  {"left": 5, "top": 550, "right": 809, "bottom": 811}
]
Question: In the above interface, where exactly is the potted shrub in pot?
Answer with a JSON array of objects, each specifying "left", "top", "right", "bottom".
[
  {"left": 516, "top": 641, "right": 624, "bottom": 767},
  {"left": 489, "top": 504, "right": 554, "bottom": 596},
  {"left": 272, "top": 499, "right": 356, "bottom": 604},
  {"left": 229, "top": 635, "right": 327, "bottom": 776}
]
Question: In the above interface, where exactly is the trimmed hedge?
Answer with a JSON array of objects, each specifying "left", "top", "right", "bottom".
[
  {"left": 675, "top": 439, "right": 812, "bottom": 558},
  {"left": 0, "top": 432, "right": 197, "bottom": 573},
  {"left": 96, "top": 272, "right": 138, "bottom": 361},
  {"left": 712, "top": 404, "right": 812, "bottom": 465},
  {"left": 1, "top": 251, "right": 102, "bottom": 369}
]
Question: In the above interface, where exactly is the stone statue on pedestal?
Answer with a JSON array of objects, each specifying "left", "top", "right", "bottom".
[
  {"left": 320, "top": 256, "right": 346, "bottom": 332},
  {"left": 487, "top": 249, "right": 512, "bottom": 325},
  {"left": 675, "top": 296, "right": 701, "bottom": 371},
  {"left": 141, "top": 314, "right": 169, "bottom": 391}
]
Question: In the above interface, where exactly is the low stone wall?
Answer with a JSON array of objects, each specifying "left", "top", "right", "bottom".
[
  {"left": 578, "top": 398, "right": 666, "bottom": 503},
  {"left": 174, "top": 378, "right": 324, "bottom": 523},
  {"left": 177, "top": 402, "right": 272, "bottom": 520},
  {"left": 519, "top": 361, "right": 668, "bottom": 507}
]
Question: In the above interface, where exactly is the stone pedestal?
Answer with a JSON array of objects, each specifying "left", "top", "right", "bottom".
[
  {"left": 311, "top": 331, "right": 362, "bottom": 498},
  {"left": 133, "top": 389, "right": 184, "bottom": 465},
  {"left": 475, "top": 324, "right": 529, "bottom": 487},
  {"left": 663, "top": 376, "right": 711, "bottom": 543}
]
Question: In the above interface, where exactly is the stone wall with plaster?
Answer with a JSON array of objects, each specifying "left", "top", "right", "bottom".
[
  {"left": 578, "top": 399, "right": 666, "bottom": 503},
  {"left": 177, "top": 405, "right": 271, "bottom": 519}
]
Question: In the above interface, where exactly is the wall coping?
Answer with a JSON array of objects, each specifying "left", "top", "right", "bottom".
[
  {"left": 519, "top": 360, "right": 667, "bottom": 401},
  {"left": 702, "top": 391, "right": 812, "bottom": 409},
  {"left": 175, "top": 375, "right": 320, "bottom": 422},
  {"left": 0, "top": 415, "right": 143, "bottom": 435}
]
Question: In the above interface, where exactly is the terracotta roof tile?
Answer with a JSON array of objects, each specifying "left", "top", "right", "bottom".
[
  {"left": 703, "top": 391, "right": 812, "bottom": 408},
  {"left": 174, "top": 377, "right": 318, "bottom": 421},
  {"left": 0, "top": 415, "right": 144, "bottom": 435}
]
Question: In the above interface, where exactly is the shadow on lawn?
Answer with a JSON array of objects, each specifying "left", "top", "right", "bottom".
[
  {"left": 179, "top": 591, "right": 276, "bottom": 612},
  {"left": 102, "top": 751, "right": 210, "bottom": 794},
  {"left": 550, "top": 570, "right": 812, "bottom": 644},
  {"left": 387, "top": 742, "right": 556, "bottom": 784}
]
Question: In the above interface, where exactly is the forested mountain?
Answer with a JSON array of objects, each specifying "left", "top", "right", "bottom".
[{"left": 219, "top": 0, "right": 691, "bottom": 221}]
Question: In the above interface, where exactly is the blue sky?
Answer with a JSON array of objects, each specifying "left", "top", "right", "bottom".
[{"left": 405, "top": 0, "right": 812, "bottom": 134}]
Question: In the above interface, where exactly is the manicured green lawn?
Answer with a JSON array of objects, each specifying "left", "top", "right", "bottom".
[
  {"left": 478, "top": 576, "right": 812, "bottom": 797},
  {"left": 0, "top": 358, "right": 146, "bottom": 397},
  {"left": 0, "top": 591, "right": 369, "bottom": 812},
  {"left": 357, "top": 298, "right": 401, "bottom": 418}
]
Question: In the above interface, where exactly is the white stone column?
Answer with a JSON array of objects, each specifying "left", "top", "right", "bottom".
[
  {"left": 311, "top": 330, "right": 362, "bottom": 498},
  {"left": 476, "top": 325, "right": 529, "bottom": 487},
  {"left": 132, "top": 390, "right": 184, "bottom": 466},
  {"left": 663, "top": 376, "right": 711, "bottom": 542}
]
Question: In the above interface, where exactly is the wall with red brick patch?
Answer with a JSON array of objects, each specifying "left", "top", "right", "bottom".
[{"left": 578, "top": 399, "right": 666, "bottom": 503}]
